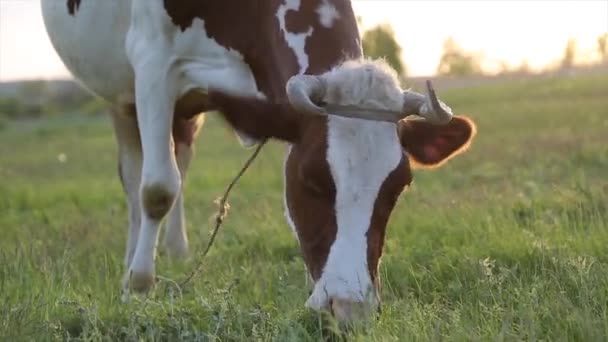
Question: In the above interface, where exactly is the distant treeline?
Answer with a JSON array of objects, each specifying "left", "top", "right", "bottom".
[
  {"left": 0, "top": 80, "right": 105, "bottom": 120},
  {"left": 361, "top": 22, "right": 608, "bottom": 78}
]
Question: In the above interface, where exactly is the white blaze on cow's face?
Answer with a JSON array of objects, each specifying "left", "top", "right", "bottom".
[{"left": 305, "top": 116, "right": 403, "bottom": 313}]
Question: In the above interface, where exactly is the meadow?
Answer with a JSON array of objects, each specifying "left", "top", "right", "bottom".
[{"left": 1, "top": 72, "right": 607, "bottom": 341}]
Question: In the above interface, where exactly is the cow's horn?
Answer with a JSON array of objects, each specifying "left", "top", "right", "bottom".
[
  {"left": 286, "top": 75, "right": 327, "bottom": 115},
  {"left": 401, "top": 80, "right": 453, "bottom": 124}
]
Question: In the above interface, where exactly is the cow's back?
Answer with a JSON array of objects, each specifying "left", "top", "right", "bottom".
[
  {"left": 41, "top": 0, "right": 362, "bottom": 107},
  {"left": 42, "top": 0, "right": 135, "bottom": 103}
]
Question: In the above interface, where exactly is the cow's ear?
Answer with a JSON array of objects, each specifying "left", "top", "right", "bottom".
[
  {"left": 398, "top": 116, "right": 476, "bottom": 169},
  {"left": 208, "top": 90, "right": 303, "bottom": 143}
]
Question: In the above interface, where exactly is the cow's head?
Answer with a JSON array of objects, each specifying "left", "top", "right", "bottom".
[{"left": 209, "top": 59, "right": 476, "bottom": 322}]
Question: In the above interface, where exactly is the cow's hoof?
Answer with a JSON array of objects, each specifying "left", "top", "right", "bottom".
[{"left": 125, "top": 270, "right": 155, "bottom": 293}]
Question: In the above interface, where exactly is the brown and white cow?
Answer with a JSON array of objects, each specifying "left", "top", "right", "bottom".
[{"left": 42, "top": 0, "right": 476, "bottom": 321}]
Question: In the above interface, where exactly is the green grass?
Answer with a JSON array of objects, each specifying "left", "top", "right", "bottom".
[{"left": 1, "top": 73, "right": 607, "bottom": 341}]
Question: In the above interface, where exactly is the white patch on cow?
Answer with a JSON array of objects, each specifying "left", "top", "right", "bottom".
[
  {"left": 41, "top": 0, "right": 134, "bottom": 103},
  {"left": 305, "top": 116, "right": 401, "bottom": 310},
  {"left": 276, "top": 0, "right": 314, "bottom": 74},
  {"left": 316, "top": 0, "right": 340, "bottom": 28}
]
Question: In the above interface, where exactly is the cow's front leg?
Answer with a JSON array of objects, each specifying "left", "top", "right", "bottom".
[{"left": 124, "top": 62, "right": 181, "bottom": 293}]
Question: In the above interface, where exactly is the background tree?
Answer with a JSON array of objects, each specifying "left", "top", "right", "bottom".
[
  {"left": 436, "top": 37, "right": 483, "bottom": 76},
  {"left": 498, "top": 59, "right": 531, "bottom": 76},
  {"left": 598, "top": 33, "right": 608, "bottom": 62},
  {"left": 561, "top": 38, "right": 577, "bottom": 69},
  {"left": 516, "top": 60, "right": 532, "bottom": 74},
  {"left": 361, "top": 24, "right": 406, "bottom": 76}
]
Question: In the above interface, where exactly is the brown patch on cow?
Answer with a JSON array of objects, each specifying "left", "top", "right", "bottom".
[
  {"left": 284, "top": 117, "right": 338, "bottom": 281},
  {"left": 367, "top": 155, "right": 412, "bottom": 289},
  {"left": 67, "top": 0, "right": 81, "bottom": 16},
  {"left": 398, "top": 116, "right": 477, "bottom": 169}
]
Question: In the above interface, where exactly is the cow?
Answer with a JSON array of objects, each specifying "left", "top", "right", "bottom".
[{"left": 41, "top": 0, "right": 476, "bottom": 322}]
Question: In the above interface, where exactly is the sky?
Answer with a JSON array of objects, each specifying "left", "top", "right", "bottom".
[{"left": 0, "top": 0, "right": 607, "bottom": 81}]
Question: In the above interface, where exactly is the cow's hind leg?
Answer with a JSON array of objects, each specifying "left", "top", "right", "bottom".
[
  {"left": 110, "top": 105, "right": 142, "bottom": 268},
  {"left": 163, "top": 115, "right": 205, "bottom": 259}
]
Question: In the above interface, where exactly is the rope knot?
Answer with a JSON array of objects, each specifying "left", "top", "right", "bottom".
[{"left": 213, "top": 197, "right": 231, "bottom": 223}]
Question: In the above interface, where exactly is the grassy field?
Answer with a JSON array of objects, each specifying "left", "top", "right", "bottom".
[{"left": 1, "top": 72, "right": 607, "bottom": 341}]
